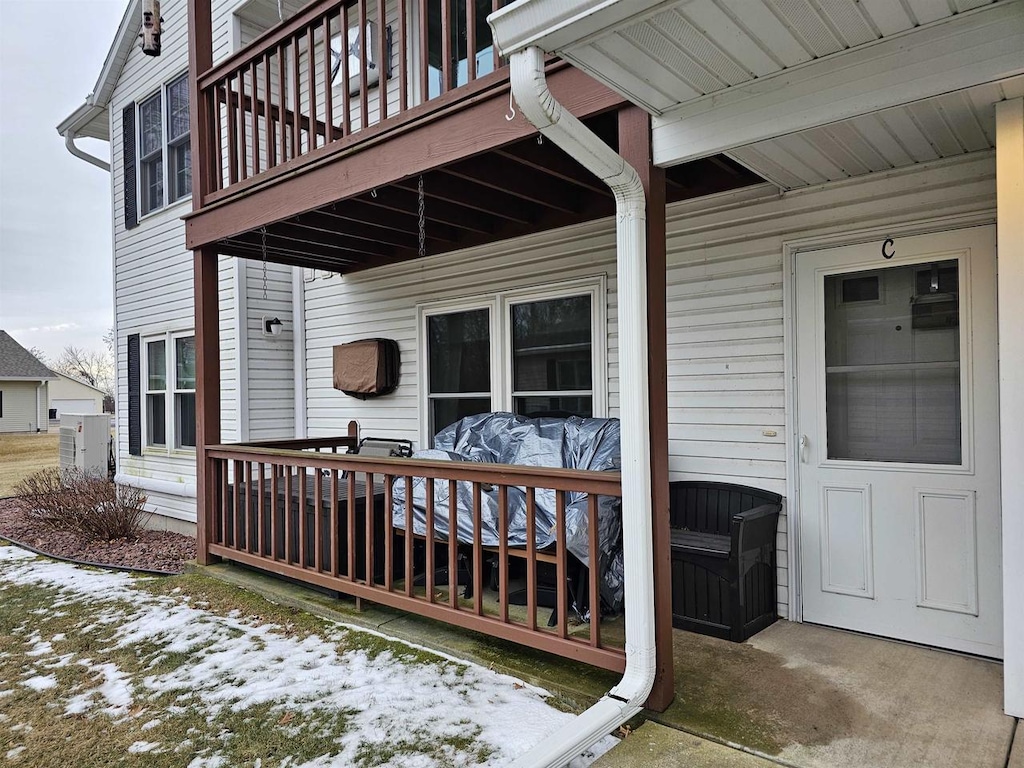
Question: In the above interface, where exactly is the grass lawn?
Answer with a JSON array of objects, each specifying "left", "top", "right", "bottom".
[
  {"left": 0, "top": 544, "right": 614, "bottom": 767},
  {"left": 0, "top": 432, "right": 59, "bottom": 497}
]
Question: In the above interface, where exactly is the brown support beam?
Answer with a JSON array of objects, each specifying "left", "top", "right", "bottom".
[
  {"left": 194, "top": 246, "right": 222, "bottom": 565},
  {"left": 188, "top": 0, "right": 214, "bottom": 204},
  {"left": 618, "top": 105, "right": 674, "bottom": 712}
]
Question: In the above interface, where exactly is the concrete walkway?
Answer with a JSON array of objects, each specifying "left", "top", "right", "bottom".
[{"left": 197, "top": 563, "right": 1015, "bottom": 768}]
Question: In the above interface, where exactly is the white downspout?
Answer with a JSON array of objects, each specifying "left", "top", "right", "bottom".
[
  {"left": 63, "top": 131, "right": 111, "bottom": 172},
  {"left": 292, "top": 267, "right": 308, "bottom": 439},
  {"left": 506, "top": 46, "right": 656, "bottom": 768}
]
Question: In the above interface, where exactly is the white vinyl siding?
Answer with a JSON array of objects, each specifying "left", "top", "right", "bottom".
[
  {"left": 302, "top": 151, "right": 996, "bottom": 619},
  {"left": 0, "top": 381, "right": 48, "bottom": 433}
]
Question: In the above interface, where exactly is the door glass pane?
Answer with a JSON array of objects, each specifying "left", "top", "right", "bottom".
[
  {"left": 426, "top": 0, "right": 495, "bottom": 98},
  {"left": 427, "top": 309, "right": 490, "bottom": 393},
  {"left": 824, "top": 260, "right": 961, "bottom": 464}
]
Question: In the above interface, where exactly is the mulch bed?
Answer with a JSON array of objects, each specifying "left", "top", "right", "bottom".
[{"left": 0, "top": 497, "right": 195, "bottom": 574}]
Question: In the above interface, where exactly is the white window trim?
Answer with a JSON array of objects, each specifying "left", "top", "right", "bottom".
[
  {"left": 416, "top": 276, "right": 608, "bottom": 446},
  {"left": 142, "top": 330, "right": 196, "bottom": 456},
  {"left": 136, "top": 71, "right": 192, "bottom": 222}
]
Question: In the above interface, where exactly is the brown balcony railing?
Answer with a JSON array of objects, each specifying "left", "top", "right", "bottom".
[
  {"left": 196, "top": 0, "right": 508, "bottom": 203},
  {"left": 203, "top": 435, "right": 626, "bottom": 671}
]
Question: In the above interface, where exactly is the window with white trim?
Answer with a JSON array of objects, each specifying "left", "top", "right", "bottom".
[
  {"left": 421, "top": 278, "right": 606, "bottom": 440},
  {"left": 144, "top": 333, "right": 195, "bottom": 450},
  {"left": 138, "top": 72, "right": 191, "bottom": 216}
]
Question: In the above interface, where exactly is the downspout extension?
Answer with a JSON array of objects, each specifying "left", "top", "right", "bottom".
[
  {"left": 507, "top": 46, "right": 657, "bottom": 768},
  {"left": 63, "top": 131, "right": 111, "bottom": 172}
]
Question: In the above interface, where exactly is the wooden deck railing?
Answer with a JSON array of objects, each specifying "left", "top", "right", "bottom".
[
  {"left": 196, "top": 0, "right": 508, "bottom": 204},
  {"left": 203, "top": 437, "right": 625, "bottom": 671}
]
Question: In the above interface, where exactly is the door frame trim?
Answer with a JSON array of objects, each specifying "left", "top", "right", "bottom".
[{"left": 781, "top": 210, "right": 994, "bottom": 623}]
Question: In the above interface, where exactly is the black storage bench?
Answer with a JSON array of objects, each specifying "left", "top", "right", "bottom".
[{"left": 669, "top": 481, "right": 782, "bottom": 642}]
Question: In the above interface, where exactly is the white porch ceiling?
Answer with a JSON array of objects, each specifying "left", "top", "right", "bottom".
[
  {"left": 561, "top": 0, "right": 998, "bottom": 115},
  {"left": 728, "top": 75, "right": 1024, "bottom": 189}
]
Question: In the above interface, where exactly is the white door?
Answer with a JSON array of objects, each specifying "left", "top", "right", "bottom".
[{"left": 795, "top": 226, "right": 1001, "bottom": 658}]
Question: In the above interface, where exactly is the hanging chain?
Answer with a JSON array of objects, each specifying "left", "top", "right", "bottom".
[
  {"left": 260, "top": 226, "right": 269, "bottom": 300},
  {"left": 417, "top": 175, "right": 426, "bottom": 259}
]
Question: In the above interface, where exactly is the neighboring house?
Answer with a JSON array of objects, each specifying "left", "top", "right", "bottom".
[
  {"left": 0, "top": 331, "right": 56, "bottom": 434},
  {"left": 48, "top": 372, "right": 109, "bottom": 419},
  {"left": 60, "top": 0, "right": 1024, "bottom": 731}
]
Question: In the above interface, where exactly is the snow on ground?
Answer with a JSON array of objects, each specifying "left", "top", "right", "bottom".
[{"left": 0, "top": 544, "right": 618, "bottom": 766}]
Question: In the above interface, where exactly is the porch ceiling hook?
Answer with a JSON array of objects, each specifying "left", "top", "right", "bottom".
[{"left": 505, "top": 89, "right": 516, "bottom": 121}]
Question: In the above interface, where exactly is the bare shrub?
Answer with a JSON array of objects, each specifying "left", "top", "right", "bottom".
[{"left": 15, "top": 468, "right": 149, "bottom": 541}]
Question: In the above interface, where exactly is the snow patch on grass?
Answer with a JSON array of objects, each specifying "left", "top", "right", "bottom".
[{"left": 21, "top": 674, "right": 56, "bottom": 691}]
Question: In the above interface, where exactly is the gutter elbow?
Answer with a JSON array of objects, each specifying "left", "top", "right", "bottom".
[{"left": 64, "top": 132, "right": 111, "bottom": 172}]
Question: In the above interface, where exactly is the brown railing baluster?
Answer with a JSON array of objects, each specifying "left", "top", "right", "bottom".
[
  {"left": 555, "top": 489, "right": 568, "bottom": 638},
  {"left": 250, "top": 59, "right": 260, "bottom": 174},
  {"left": 270, "top": 463, "right": 279, "bottom": 560},
  {"left": 425, "top": 477, "right": 435, "bottom": 603},
  {"left": 376, "top": 0, "right": 387, "bottom": 121},
  {"left": 472, "top": 481, "right": 483, "bottom": 615},
  {"left": 330, "top": 468, "right": 339, "bottom": 577},
  {"left": 366, "top": 472, "right": 376, "bottom": 585},
  {"left": 448, "top": 479, "right": 458, "bottom": 609},
  {"left": 226, "top": 76, "right": 238, "bottom": 185},
  {"left": 211, "top": 87, "right": 223, "bottom": 191},
  {"left": 384, "top": 473, "right": 394, "bottom": 591},
  {"left": 291, "top": 35, "right": 301, "bottom": 158},
  {"left": 344, "top": 470, "right": 355, "bottom": 579},
  {"left": 418, "top": 0, "right": 428, "bottom": 102},
  {"left": 298, "top": 468, "right": 307, "bottom": 568},
  {"left": 399, "top": 0, "right": 408, "bottom": 111},
  {"left": 341, "top": 3, "right": 351, "bottom": 135},
  {"left": 466, "top": 0, "right": 476, "bottom": 82},
  {"left": 233, "top": 460, "right": 242, "bottom": 549},
  {"left": 498, "top": 484, "right": 508, "bottom": 623},
  {"left": 284, "top": 468, "right": 293, "bottom": 565},
  {"left": 314, "top": 469, "right": 323, "bottom": 572},
  {"left": 237, "top": 68, "right": 248, "bottom": 180},
  {"left": 358, "top": 0, "right": 368, "bottom": 127},
  {"left": 277, "top": 44, "right": 288, "bottom": 161},
  {"left": 440, "top": 0, "right": 451, "bottom": 94},
  {"left": 306, "top": 25, "right": 317, "bottom": 150},
  {"left": 404, "top": 476, "right": 414, "bottom": 596},
  {"left": 264, "top": 51, "right": 275, "bottom": 168},
  {"left": 588, "top": 494, "right": 601, "bottom": 648},
  {"left": 526, "top": 486, "right": 537, "bottom": 631},
  {"left": 322, "top": 14, "right": 334, "bottom": 143},
  {"left": 257, "top": 462, "right": 266, "bottom": 556}
]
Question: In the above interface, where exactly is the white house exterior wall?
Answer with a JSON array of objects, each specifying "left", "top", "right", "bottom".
[
  {"left": 302, "top": 151, "right": 996, "bottom": 619},
  {"left": 0, "top": 381, "right": 48, "bottom": 434}
]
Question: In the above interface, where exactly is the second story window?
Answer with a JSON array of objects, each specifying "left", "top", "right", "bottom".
[{"left": 137, "top": 73, "right": 191, "bottom": 217}]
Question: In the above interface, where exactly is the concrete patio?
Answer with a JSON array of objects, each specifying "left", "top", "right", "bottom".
[{"left": 200, "top": 562, "right": 1016, "bottom": 768}]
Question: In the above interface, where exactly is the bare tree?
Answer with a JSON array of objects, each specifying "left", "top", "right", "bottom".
[
  {"left": 51, "top": 345, "right": 114, "bottom": 396},
  {"left": 27, "top": 346, "right": 48, "bottom": 365}
]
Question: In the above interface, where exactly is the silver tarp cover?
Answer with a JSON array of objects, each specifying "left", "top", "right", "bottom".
[{"left": 391, "top": 412, "right": 624, "bottom": 612}]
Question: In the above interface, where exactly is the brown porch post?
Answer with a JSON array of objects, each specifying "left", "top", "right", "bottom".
[
  {"left": 619, "top": 105, "right": 675, "bottom": 711},
  {"left": 189, "top": 0, "right": 219, "bottom": 564}
]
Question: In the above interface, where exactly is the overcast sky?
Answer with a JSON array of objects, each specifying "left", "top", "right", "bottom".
[{"left": 0, "top": 0, "right": 127, "bottom": 362}]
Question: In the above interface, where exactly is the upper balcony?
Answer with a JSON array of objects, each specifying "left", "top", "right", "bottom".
[{"left": 185, "top": 0, "right": 761, "bottom": 269}]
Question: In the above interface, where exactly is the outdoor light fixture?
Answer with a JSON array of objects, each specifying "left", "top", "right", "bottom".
[{"left": 263, "top": 317, "right": 284, "bottom": 336}]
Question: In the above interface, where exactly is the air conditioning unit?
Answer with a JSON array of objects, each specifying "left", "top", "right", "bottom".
[{"left": 59, "top": 413, "right": 111, "bottom": 478}]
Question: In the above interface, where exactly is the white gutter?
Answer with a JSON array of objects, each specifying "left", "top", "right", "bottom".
[
  {"left": 504, "top": 45, "right": 656, "bottom": 768},
  {"left": 63, "top": 131, "right": 110, "bottom": 172}
]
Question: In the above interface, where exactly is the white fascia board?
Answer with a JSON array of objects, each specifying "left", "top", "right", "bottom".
[
  {"left": 56, "top": 103, "right": 109, "bottom": 141},
  {"left": 488, "top": 0, "right": 676, "bottom": 57},
  {"left": 652, "top": 1, "right": 1024, "bottom": 167}
]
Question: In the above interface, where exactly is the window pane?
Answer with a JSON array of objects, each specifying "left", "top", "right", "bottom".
[
  {"left": 824, "top": 261, "right": 961, "bottom": 464},
  {"left": 147, "top": 341, "right": 166, "bottom": 390},
  {"left": 146, "top": 393, "right": 166, "bottom": 447},
  {"left": 514, "top": 396, "right": 592, "bottom": 419},
  {"left": 139, "top": 94, "right": 162, "bottom": 156},
  {"left": 167, "top": 75, "right": 190, "bottom": 141},
  {"left": 428, "top": 309, "right": 490, "bottom": 394},
  {"left": 176, "top": 336, "right": 196, "bottom": 390},
  {"left": 141, "top": 157, "right": 163, "bottom": 214},
  {"left": 175, "top": 392, "right": 196, "bottom": 448},
  {"left": 169, "top": 142, "right": 191, "bottom": 202},
  {"left": 430, "top": 397, "right": 491, "bottom": 437},
  {"left": 512, "top": 295, "right": 592, "bottom": 392}
]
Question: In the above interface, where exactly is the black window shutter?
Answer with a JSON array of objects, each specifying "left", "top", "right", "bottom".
[
  {"left": 128, "top": 334, "right": 142, "bottom": 455},
  {"left": 122, "top": 105, "right": 138, "bottom": 230}
]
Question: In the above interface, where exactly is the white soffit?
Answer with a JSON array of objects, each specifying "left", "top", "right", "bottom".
[{"left": 727, "top": 75, "right": 1024, "bottom": 190}]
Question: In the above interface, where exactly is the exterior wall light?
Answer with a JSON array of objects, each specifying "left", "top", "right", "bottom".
[{"left": 263, "top": 316, "right": 284, "bottom": 337}]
